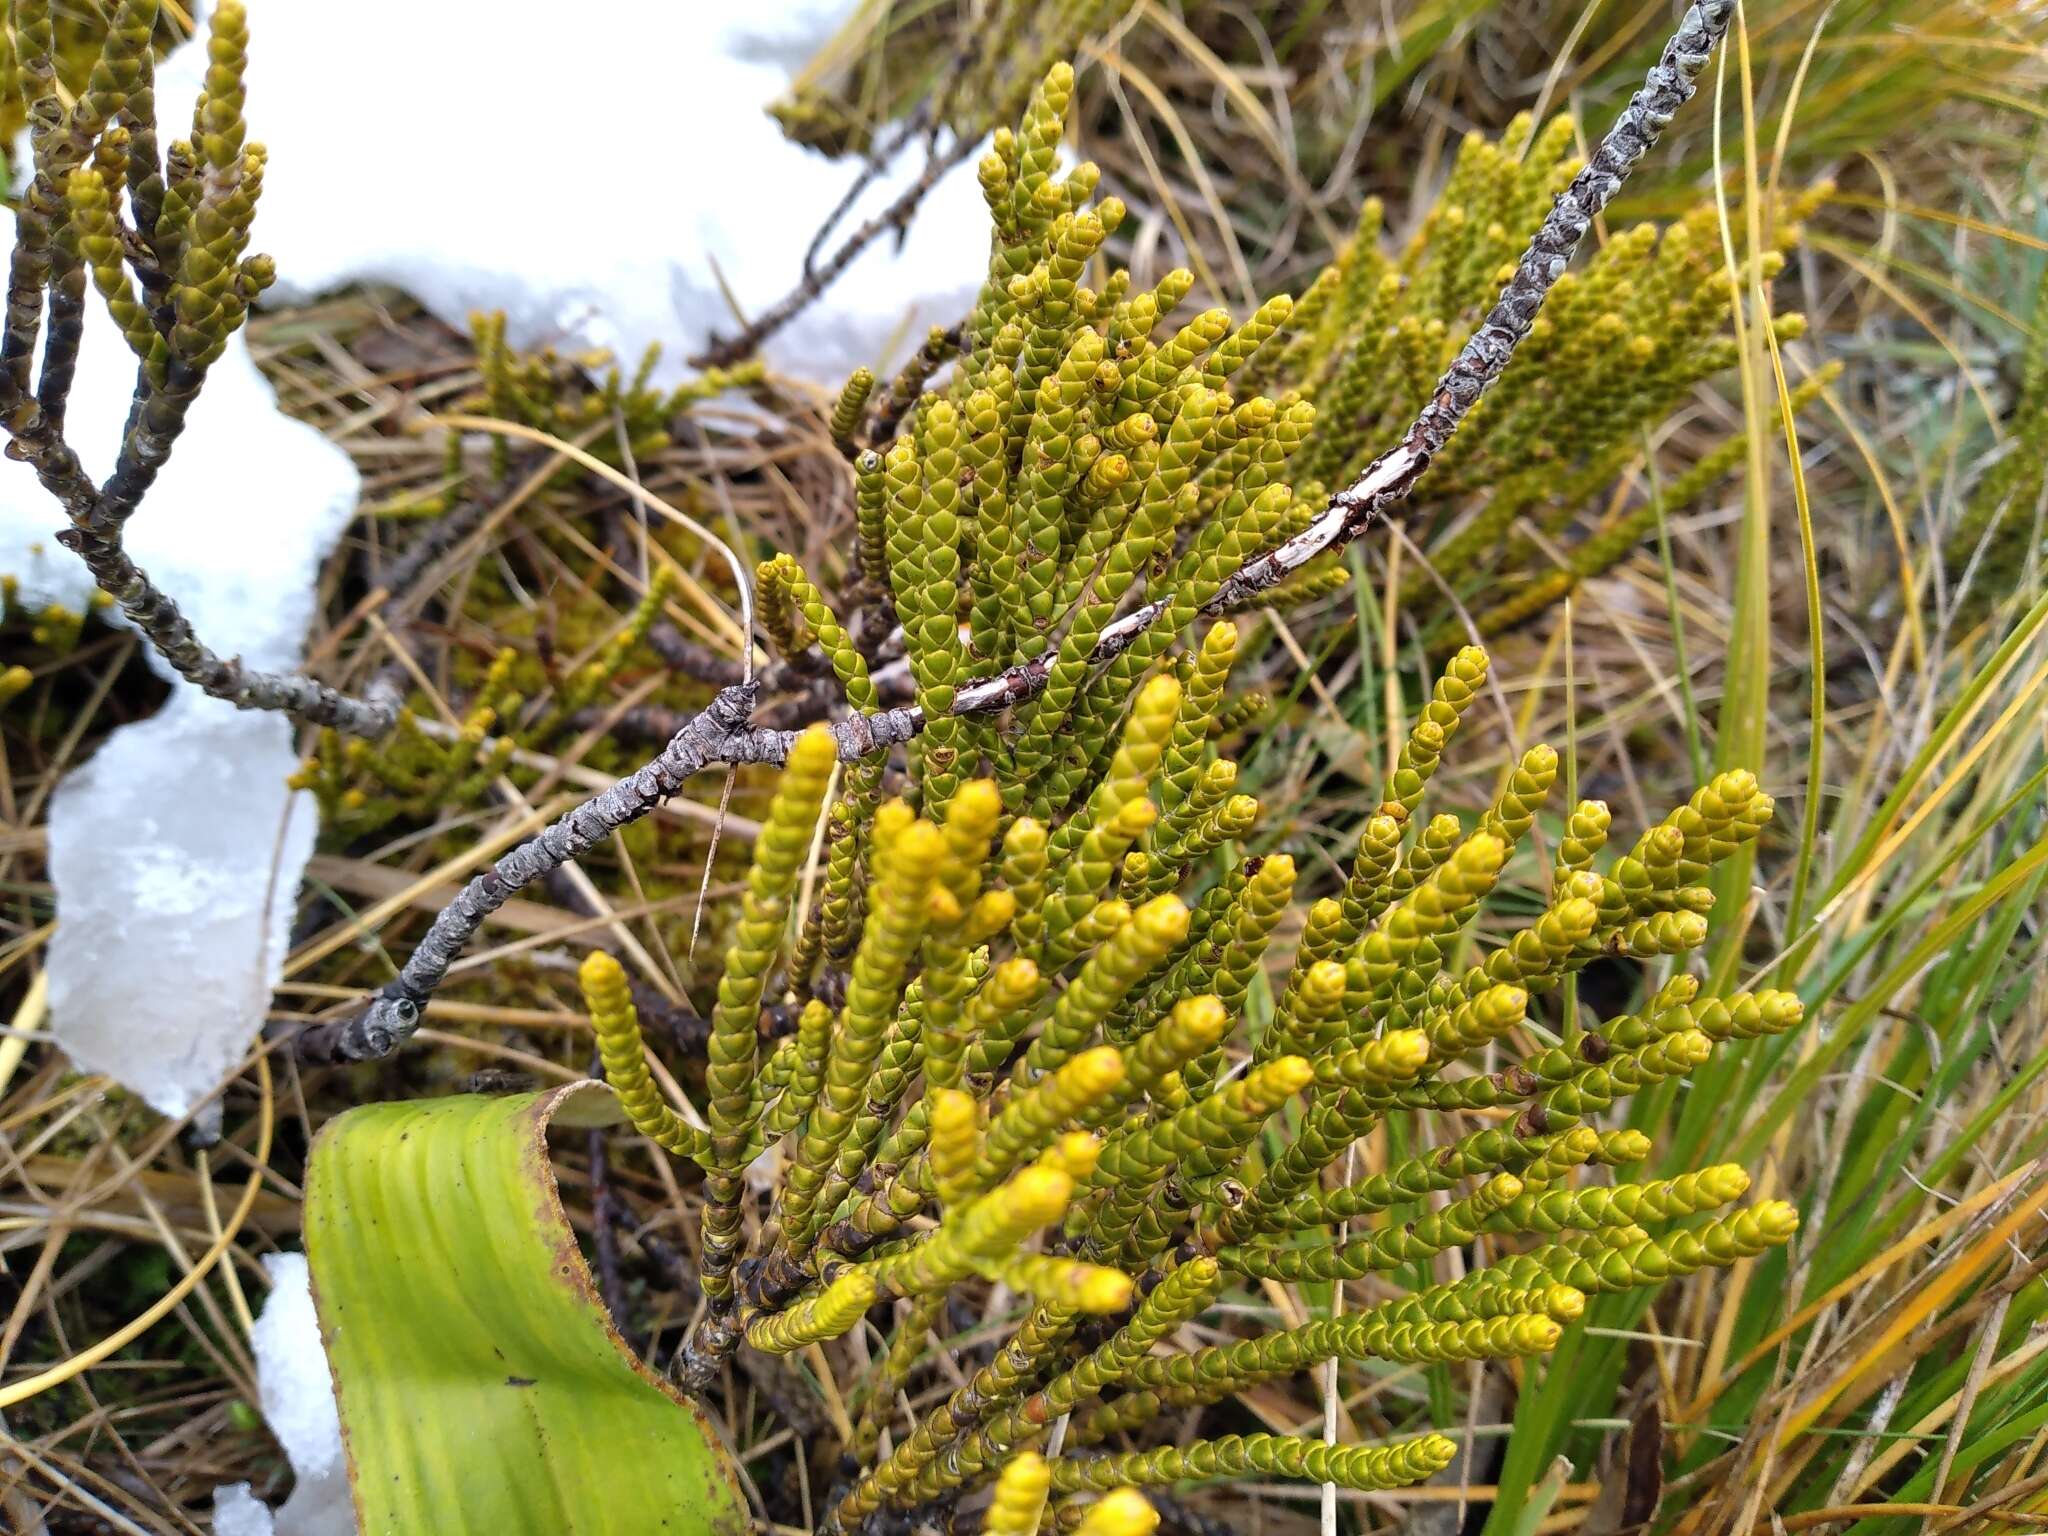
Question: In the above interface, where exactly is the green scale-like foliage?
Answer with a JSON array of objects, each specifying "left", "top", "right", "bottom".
[
  {"left": 569, "top": 66, "right": 1810, "bottom": 1534},
  {"left": 579, "top": 637, "right": 1802, "bottom": 1528},
  {"left": 1255, "top": 115, "right": 1838, "bottom": 643},
  {"left": 459, "top": 311, "right": 763, "bottom": 496},
  {"left": 530, "top": 71, "right": 1820, "bottom": 1527},
  {"left": 783, "top": 97, "right": 1838, "bottom": 883},
  {"left": 770, "top": 0, "right": 1125, "bottom": 159}
]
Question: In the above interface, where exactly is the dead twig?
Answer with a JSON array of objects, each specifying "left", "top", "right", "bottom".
[{"left": 690, "top": 135, "right": 982, "bottom": 371}]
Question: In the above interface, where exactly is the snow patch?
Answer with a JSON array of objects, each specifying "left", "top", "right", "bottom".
[
  {"left": 152, "top": 0, "right": 990, "bottom": 387},
  {"left": 211, "top": 1484, "right": 277, "bottom": 1536},
  {"left": 2, "top": 300, "right": 359, "bottom": 1118},
  {"left": 211, "top": 1253, "right": 356, "bottom": 1536},
  {"left": 48, "top": 695, "right": 317, "bottom": 1118}
]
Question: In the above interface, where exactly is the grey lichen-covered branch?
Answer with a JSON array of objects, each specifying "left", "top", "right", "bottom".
[
  {"left": 295, "top": 681, "right": 945, "bottom": 1062},
  {"left": 299, "top": 683, "right": 766, "bottom": 1061},
  {"left": 0, "top": 0, "right": 399, "bottom": 737},
  {"left": 315, "top": 0, "right": 1738, "bottom": 1066}
]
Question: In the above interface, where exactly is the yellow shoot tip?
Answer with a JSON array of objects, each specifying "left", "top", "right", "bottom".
[
  {"left": 1544, "top": 1285, "right": 1587, "bottom": 1322},
  {"left": 988, "top": 1454, "right": 1052, "bottom": 1536},
  {"left": 1167, "top": 995, "right": 1230, "bottom": 1051},
  {"left": 1112, "top": 797, "right": 1160, "bottom": 836},
  {"left": 1384, "top": 1029, "right": 1432, "bottom": 1076},
  {"left": 1071, "top": 1488, "right": 1159, "bottom": 1536},
  {"left": 1303, "top": 959, "right": 1346, "bottom": 997},
  {"left": 948, "top": 777, "right": 1003, "bottom": 827},
  {"left": 1004, "top": 1166, "right": 1074, "bottom": 1225},
  {"left": 787, "top": 721, "right": 838, "bottom": 772},
  {"left": 1265, "top": 1057, "right": 1315, "bottom": 1096},
  {"left": 1132, "top": 893, "right": 1189, "bottom": 943},
  {"left": 1705, "top": 1164, "right": 1753, "bottom": 1200},
  {"left": 965, "top": 890, "right": 1017, "bottom": 943},
  {"left": 931, "top": 1087, "right": 978, "bottom": 1135},
  {"left": 1560, "top": 1125, "right": 1602, "bottom": 1159},
  {"left": 1756, "top": 1200, "right": 1801, "bottom": 1238},
  {"left": 881, "top": 820, "right": 948, "bottom": 887},
  {"left": 1073, "top": 1046, "right": 1126, "bottom": 1092},
  {"left": 1457, "top": 831, "right": 1509, "bottom": 873},
  {"left": 1040, "top": 1131, "right": 1102, "bottom": 1182},
  {"left": 1076, "top": 1267, "right": 1136, "bottom": 1314},
  {"left": 1132, "top": 672, "right": 1182, "bottom": 715},
  {"left": 577, "top": 948, "right": 626, "bottom": 992},
  {"left": 872, "top": 798, "right": 916, "bottom": 845}
]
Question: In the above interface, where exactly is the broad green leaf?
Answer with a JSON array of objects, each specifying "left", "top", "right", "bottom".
[{"left": 305, "top": 1082, "right": 751, "bottom": 1535}]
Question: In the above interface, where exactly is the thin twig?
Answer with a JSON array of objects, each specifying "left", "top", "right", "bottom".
[
  {"left": 54, "top": 523, "right": 403, "bottom": 731},
  {"left": 315, "top": 0, "right": 1738, "bottom": 1064},
  {"left": 689, "top": 135, "right": 981, "bottom": 371},
  {"left": 802, "top": 110, "right": 929, "bottom": 279}
]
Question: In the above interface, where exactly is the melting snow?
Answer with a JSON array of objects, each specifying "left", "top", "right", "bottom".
[{"left": 212, "top": 1253, "right": 356, "bottom": 1536}]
